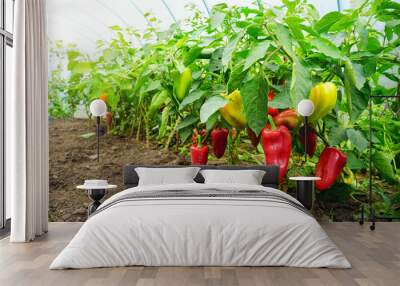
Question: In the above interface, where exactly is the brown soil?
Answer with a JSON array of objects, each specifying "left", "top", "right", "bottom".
[{"left": 49, "top": 119, "right": 185, "bottom": 222}]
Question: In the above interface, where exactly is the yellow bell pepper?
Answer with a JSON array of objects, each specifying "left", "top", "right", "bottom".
[
  {"left": 309, "top": 82, "right": 337, "bottom": 123},
  {"left": 219, "top": 90, "right": 247, "bottom": 129}
]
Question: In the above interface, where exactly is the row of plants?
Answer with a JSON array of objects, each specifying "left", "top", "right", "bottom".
[{"left": 49, "top": 0, "right": 400, "bottom": 219}]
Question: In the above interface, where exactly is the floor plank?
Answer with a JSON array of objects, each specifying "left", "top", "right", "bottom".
[{"left": 0, "top": 222, "right": 399, "bottom": 286}]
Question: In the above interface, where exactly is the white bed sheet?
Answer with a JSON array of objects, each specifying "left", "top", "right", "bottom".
[{"left": 50, "top": 183, "right": 350, "bottom": 269}]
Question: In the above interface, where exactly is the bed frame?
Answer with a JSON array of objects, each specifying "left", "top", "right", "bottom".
[{"left": 123, "top": 165, "right": 280, "bottom": 189}]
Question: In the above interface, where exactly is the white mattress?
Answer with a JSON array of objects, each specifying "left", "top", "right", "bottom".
[{"left": 50, "top": 183, "right": 351, "bottom": 269}]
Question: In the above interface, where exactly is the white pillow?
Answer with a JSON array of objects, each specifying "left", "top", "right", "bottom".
[
  {"left": 135, "top": 167, "right": 200, "bottom": 186},
  {"left": 200, "top": 169, "right": 266, "bottom": 185}
]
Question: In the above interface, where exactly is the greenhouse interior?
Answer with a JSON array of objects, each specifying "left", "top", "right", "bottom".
[{"left": 1, "top": 0, "right": 400, "bottom": 285}]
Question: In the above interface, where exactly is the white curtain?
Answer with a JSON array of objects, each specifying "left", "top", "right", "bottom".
[{"left": 7, "top": 0, "right": 49, "bottom": 242}]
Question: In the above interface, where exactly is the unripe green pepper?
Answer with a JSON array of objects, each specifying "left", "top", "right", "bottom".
[
  {"left": 174, "top": 67, "right": 192, "bottom": 101},
  {"left": 148, "top": 90, "right": 170, "bottom": 116}
]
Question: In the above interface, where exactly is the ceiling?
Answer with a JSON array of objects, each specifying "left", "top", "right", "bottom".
[{"left": 47, "top": 0, "right": 341, "bottom": 55}]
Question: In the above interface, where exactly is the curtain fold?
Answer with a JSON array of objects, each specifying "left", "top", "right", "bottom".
[{"left": 8, "top": 0, "right": 49, "bottom": 242}]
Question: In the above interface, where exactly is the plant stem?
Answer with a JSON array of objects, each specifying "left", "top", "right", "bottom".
[
  {"left": 164, "top": 117, "right": 181, "bottom": 151},
  {"left": 136, "top": 117, "right": 141, "bottom": 140},
  {"left": 145, "top": 115, "right": 150, "bottom": 148},
  {"left": 267, "top": 115, "right": 276, "bottom": 129}
]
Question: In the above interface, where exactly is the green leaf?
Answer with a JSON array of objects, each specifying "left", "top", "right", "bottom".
[
  {"left": 179, "top": 127, "right": 192, "bottom": 144},
  {"left": 328, "top": 127, "right": 347, "bottom": 146},
  {"left": 143, "top": 80, "right": 161, "bottom": 93},
  {"left": 344, "top": 66, "right": 369, "bottom": 122},
  {"left": 269, "top": 85, "right": 291, "bottom": 109},
  {"left": 178, "top": 115, "right": 198, "bottom": 130},
  {"left": 272, "top": 23, "right": 294, "bottom": 58},
  {"left": 372, "top": 151, "right": 397, "bottom": 182},
  {"left": 71, "top": 62, "right": 92, "bottom": 74},
  {"left": 346, "top": 129, "right": 368, "bottom": 153},
  {"left": 310, "top": 37, "right": 344, "bottom": 59},
  {"left": 210, "top": 9, "right": 225, "bottom": 30},
  {"left": 366, "top": 37, "right": 381, "bottom": 53},
  {"left": 290, "top": 57, "right": 312, "bottom": 106},
  {"left": 344, "top": 60, "right": 366, "bottom": 90},
  {"left": 317, "top": 183, "right": 352, "bottom": 204},
  {"left": 329, "top": 14, "right": 356, "bottom": 32},
  {"left": 183, "top": 46, "right": 203, "bottom": 66},
  {"left": 200, "top": 96, "right": 228, "bottom": 123},
  {"left": 209, "top": 48, "right": 224, "bottom": 72},
  {"left": 222, "top": 34, "right": 242, "bottom": 68},
  {"left": 345, "top": 151, "right": 364, "bottom": 170},
  {"left": 314, "top": 11, "right": 343, "bottom": 33},
  {"left": 240, "top": 75, "right": 269, "bottom": 135},
  {"left": 227, "top": 65, "right": 247, "bottom": 93},
  {"left": 244, "top": 41, "right": 270, "bottom": 70},
  {"left": 206, "top": 112, "right": 219, "bottom": 131},
  {"left": 179, "top": 90, "right": 206, "bottom": 111}
]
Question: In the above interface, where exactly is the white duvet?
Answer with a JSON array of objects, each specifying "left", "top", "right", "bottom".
[{"left": 50, "top": 183, "right": 351, "bottom": 269}]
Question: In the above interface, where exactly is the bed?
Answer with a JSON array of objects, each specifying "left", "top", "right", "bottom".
[{"left": 50, "top": 165, "right": 350, "bottom": 269}]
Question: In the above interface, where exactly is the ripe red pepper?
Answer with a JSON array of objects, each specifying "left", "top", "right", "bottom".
[
  {"left": 268, "top": 90, "right": 279, "bottom": 116},
  {"left": 298, "top": 124, "right": 317, "bottom": 157},
  {"left": 211, "top": 127, "right": 228, "bottom": 158},
  {"left": 261, "top": 118, "right": 292, "bottom": 183},
  {"left": 273, "top": 109, "right": 299, "bottom": 129},
  {"left": 315, "top": 147, "right": 347, "bottom": 191},
  {"left": 190, "top": 130, "right": 209, "bottom": 165},
  {"left": 247, "top": 128, "right": 261, "bottom": 147}
]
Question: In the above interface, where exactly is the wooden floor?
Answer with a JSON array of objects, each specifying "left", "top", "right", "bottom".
[{"left": 0, "top": 222, "right": 399, "bottom": 286}]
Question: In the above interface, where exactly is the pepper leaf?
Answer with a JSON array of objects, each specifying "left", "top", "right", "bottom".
[
  {"left": 346, "top": 128, "right": 368, "bottom": 153},
  {"left": 310, "top": 37, "right": 344, "bottom": 59},
  {"left": 227, "top": 64, "right": 247, "bottom": 93},
  {"left": 372, "top": 151, "right": 397, "bottom": 183},
  {"left": 272, "top": 23, "right": 294, "bottom": 58},
  {"left": 329, "top": 14, "right": 356, "bottom": 32},
  {"left": 240, "top": 75, "right": 269, "bottom": 135},
  {"left": 222, "top": 34, "right": 242, "bottom": 69},
  {"left": 179, "top": 90, "right": 207, "bottom": 111},
  {"left": 269, "top": 84, "right": 291, "bottom": 109},
  {"left": 200, "top": 96, "right": 227, "bottom": 123},
  {"left": 328, "top": 126, "right": 347, "bottom": 146},
  {"left": 290, "top": 57, "right": 312, "bottom": 106},
  {"left": 178, "top": 115, "right": 198, "bottom": 130},
  {"left": 210, "top": 9, "right": 225, "bottom": 30},
  {"left": 345, "top": 151, "right": 364, "bottom": 170},
  {"left": 344, "top": 65, "right": 369, "bottom": 122},
  {"left": 209, "top": 48, "right": 224, "bottom": 73},
  {"left": 243, "top": 41, "right": 270, "bottom": 70},
  {"left": 314, "top": 11, "right": 344, "bottom": 33}
]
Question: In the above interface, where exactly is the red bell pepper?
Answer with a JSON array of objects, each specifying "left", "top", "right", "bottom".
[
  {"left": 273, "top": 109, "right": 299, "bottom": 129},
  {"left": 190, "top": 130, "right": 209, "bottom": 165},
  {"left": 261, "top": 117, "right": 292, "bottom": 183},
  {"left": 315, "top": 147, "right": 347, "bottom": 191},
  {"left": 247, "top": 128, "right": 260, "bottom": 147},
  {"left": 268, "top": 90, "right": 279, "bottom": 116},
  {"left": 211, "top": 127, "right": 228, "bottom": 158},
  {"left": 298, "top": 124, "right": 317, "bottom": 157}
]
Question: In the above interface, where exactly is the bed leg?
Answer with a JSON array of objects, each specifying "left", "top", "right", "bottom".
[{"left": 359, "top": 205, "right": 364, "bottom": 225}]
